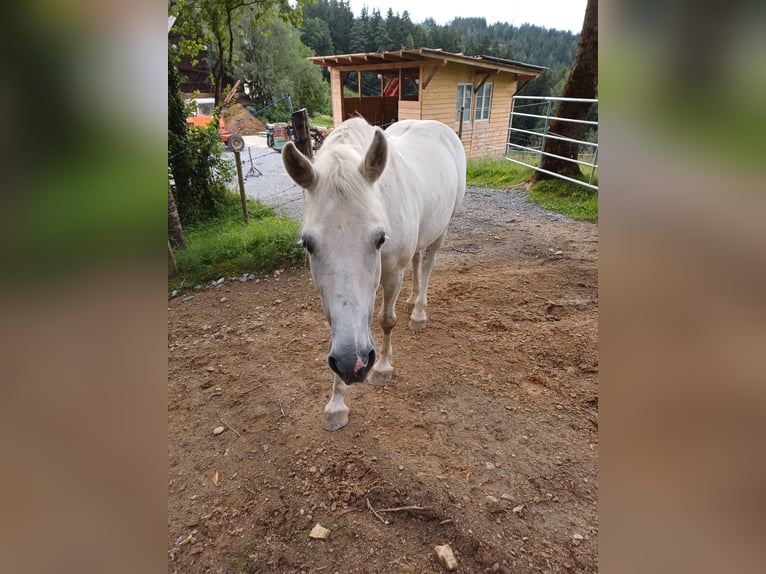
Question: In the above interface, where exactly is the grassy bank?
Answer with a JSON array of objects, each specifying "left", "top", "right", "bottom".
[
  {"left": 467, "top": 156, "right": 598, "bottom": 223},
  {"left": 169, "top": 157, "right": 596, "bottom": 292},
  {"left": 169, "top": 196, "right": 303, "bottom": 291},
  {"left": 466, "top": 157, "right": 533, "bottom": 188},
  {"left": 529, "top": 179, "right": 598, "bottom": 223}
]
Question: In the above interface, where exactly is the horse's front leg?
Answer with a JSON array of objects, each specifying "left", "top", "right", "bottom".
[
  {"left": 323, "top": 374, "right": 350, "bottom": 431},
  {"left": 369, "top": 269, "right": 404, "bottom": 386},
  {"left": 408, "top": 231, "right": 447, "bottom": 332}
]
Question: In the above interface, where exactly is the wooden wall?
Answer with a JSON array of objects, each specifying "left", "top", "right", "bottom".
[
  {"left": 327, "top": 62, "right": 520, "bottom": 158},
  {"left": 421, "top": 62, "right": 518, "bottom": 158}
]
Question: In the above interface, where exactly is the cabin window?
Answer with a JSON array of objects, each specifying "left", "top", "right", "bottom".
[
  {"left": 341, "top": 71, "right": 360, "bottom": 97},
  {"left": 361, "top": 72, "right": 382, "bottom": 96},
  {"left": 475, "top": 83, "right": 492, "bottom": 121},
  {"left": 401, "top": 68, "right": 420, "bottom": 101},
  {"left": 455, "top": 84, "right": 472, "bottom": 123}
]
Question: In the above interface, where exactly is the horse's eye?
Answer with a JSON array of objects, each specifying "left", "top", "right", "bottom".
[{"left": 375, "top": 233, "right": 386, "bottom": 250}]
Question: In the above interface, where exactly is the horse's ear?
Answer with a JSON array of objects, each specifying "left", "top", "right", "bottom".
[
  {"left": 360, "top": 128, "right": 388, "bottom": 184},
  {"left": 282, "top": 141, "right": 317, "bottom": 191}
]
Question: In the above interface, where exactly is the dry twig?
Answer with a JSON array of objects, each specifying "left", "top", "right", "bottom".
[
  {"left": 366, "top": 498, "right": 390, "bottom": 525},
  {"left": 215, "top": 410, "right": 241, "bottom": 437},
  {"left": 378, "top": 505, "right": 432, "bottom": 513}
]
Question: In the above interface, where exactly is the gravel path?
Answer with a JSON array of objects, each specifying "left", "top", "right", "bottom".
[{"left": 231, "top": 139, "right": 579, "bottom": 227}]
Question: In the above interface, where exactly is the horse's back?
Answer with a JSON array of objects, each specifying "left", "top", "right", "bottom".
[{"left": 385, "top": 120, "right": 466, "bottom": 212}]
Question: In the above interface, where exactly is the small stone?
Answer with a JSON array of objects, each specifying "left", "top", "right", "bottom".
[
  {"left": 308, "top": 466, "right": 317, "bottom": 473},
  {"left": 501, "top": 493, "right": 514, "bottom": 501},
  {"left": 309, "top": 523, "right": 331, "bottom": 540},
  {"left": 572, "top": 533, "right": 584, "bottom": 546},
  {"left": 205, "top": 366, "right": 215, "bottom": 372},
  {"left": 434, "top": 544, "right": 458, "bottom": 571},
  {"left": 182, "top": 295, "right": 195, "bottom": 302},
  {"left": 485, "top": 495, "right": 499, "bottom": 503},
  {"left": 215, "top": 277, "right": 225, "bottom": 285},
  {"left": 188, "top": 542, "right": 204, "bottom": 555},
  {"left": 220, "top": 297, "right": 227, "bottom": 303},
  {"left": 248, "top": 274, "right": 256, "bottom": 280},
  {"left": 485, "top": 462, "right": 496, "bottom": 470},
  {"left": 213, "top": 426, "right": 225, "bottom": 435},
  {"left": 170, "top": 290, "right": 179, "bottom": 298},
  {"left": 261, "top": 444, "right": 269, "bottom": 453},
  {"left": 512, "top": 504, "right": 525, "bottom": 514}
]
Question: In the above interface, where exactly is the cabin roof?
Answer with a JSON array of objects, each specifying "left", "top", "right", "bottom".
[{"left": 310, "top": 48, "right": 545, "bottom": 79}]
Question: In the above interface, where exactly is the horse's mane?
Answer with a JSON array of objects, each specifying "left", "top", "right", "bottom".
[{"left": 304, "top": 118, "right": 386, "bottom": 220}]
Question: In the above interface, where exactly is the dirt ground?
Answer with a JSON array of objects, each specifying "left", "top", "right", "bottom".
[{"left": 168, "top": 187, "right": 598, "bottom": 573}]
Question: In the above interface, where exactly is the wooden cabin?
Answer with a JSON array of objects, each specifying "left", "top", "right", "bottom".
[{"left": 310, "top": 48, "right": 545, "bottom": 158}]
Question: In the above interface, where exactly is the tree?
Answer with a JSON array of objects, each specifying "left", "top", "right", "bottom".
[
  {"left": 170, "top": 0, "right": 305, "bottom": 104},
  {"left": 234, "top": 11, "right": 330, "bottom": 118},
  {"left": 168, "top": 184, "right": 186, "bottom": 249},
  {"left": 533, "top": 0, "right": 597, "bottom": 182},
  {"left": 301, "top": 16, "right": 335, "bottom": 55}
]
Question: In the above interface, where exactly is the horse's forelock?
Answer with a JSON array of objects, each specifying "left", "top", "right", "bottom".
[{"left": 307, "top": 121, "right": 385, "bottom": 219}]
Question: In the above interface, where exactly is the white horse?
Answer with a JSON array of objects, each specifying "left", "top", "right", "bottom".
[{"left": 282, "top": 117, "right": 466, "bottom": 430}]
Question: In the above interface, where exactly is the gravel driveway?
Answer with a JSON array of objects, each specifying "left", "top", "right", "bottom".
[{"left": 229, "top": 137, "right": 580, "bottom": 229}]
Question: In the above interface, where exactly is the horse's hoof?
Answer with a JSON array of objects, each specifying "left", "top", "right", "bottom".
[
  {"left": 322, "top": 409, "right": 349, "bottom": 431},
  {"left": 409, "top": 317, "right": 427, "bottom": 332},
  {"left": 368, "top": 369, "right": 392, "bottom": 387}
]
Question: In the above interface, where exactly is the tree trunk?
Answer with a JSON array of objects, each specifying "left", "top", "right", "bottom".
[
  {"left": 168, "top": 184, "right": 186, "bottom": 249},
  {"left": 534, "top": 0, "right": 598, "bottom": 182},
  {"left": 168, "top": 241, "right": 179, "bottom": 278}
]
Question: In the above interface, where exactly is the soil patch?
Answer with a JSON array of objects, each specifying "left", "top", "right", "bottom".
[{"left": 168, "top": 189, "right": 598, "bottom": 573}]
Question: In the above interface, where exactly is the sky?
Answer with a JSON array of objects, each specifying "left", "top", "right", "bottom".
[{"left": 345, "top": 0, "right": 588, "bottom": 33}]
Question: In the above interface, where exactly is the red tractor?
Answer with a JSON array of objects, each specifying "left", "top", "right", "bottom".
[{"left": 186, "top": 96, "right": 245, "bottom": 152}]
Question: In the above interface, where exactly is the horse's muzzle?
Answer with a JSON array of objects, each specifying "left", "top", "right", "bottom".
[{"left": 328, "top": 348, "right": 375, "bottom": 384}]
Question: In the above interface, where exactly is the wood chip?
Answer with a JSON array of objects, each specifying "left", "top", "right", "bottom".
[
  {"left": 309, "top": 523, "right": 331, "bottom": 540},
  {"left": 434, "top": 544, "right": 458, "bottom": 571}
]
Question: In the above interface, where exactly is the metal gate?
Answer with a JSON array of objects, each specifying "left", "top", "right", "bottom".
[{"left": 507, "top": 96, "right": 598, "bottom": 190}]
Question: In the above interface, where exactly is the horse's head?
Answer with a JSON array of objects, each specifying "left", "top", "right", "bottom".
[{"left": 282, "top": 127, "right": 389, "bottom": 385}]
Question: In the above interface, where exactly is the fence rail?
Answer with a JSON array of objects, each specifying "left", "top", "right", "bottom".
[{"left": 507, "top": 96, "right": 598, "bottom": 191}]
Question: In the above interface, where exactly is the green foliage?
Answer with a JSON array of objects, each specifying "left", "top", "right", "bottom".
[
  {"left": 170, "top": 0, "right": 306, "bottom": 102},
  {"left": 169, "top": 196, "right": 304, "bottom": 289},
  {"left": 529, "top": 179, "right": 598, "bottom": 223},
  {"left": 235, "top": 10, "right": 331, "bottom": 120},
  {"left": 169, "top": 42, "right": 235, "bottom": 226},
  {"left": 466, "top": 158, "right": 533, "bottom": 189}
]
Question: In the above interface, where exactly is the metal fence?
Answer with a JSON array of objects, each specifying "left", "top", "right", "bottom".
[{"left": 507, "top": 96, "right": 598, "bottom": 191}]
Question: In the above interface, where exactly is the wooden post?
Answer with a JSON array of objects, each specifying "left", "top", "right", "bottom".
[
  {"left": 234, "top": 150, "right": 248, "bottom": 223},
  {"left": 291, "top": 108, "right": 313, "bottom": 159}
]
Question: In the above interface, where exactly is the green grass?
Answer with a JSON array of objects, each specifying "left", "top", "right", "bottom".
[
  {"left": 467, "top": 156, "right": 598, "bottom": 223},
  {"left": 529, "top": 178, "right": 598, "bottom": 223},
  {"left": 466, "top": 157, "right": 533, "bottom": 188},
  {"left": 169, "top": 196, "right": 304, "bottom": 291},
  {"left": 310, "top": 114, "right": 334, "bottom": 128}
]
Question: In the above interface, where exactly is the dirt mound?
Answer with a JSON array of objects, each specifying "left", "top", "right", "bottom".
[{"left": 224, "top": 102, "right": 268, "bottom": 136}]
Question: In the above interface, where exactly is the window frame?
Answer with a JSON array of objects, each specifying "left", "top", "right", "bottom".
[
  {"left": 455, "top": 83, "right": 472, "bottom": 123},
  {"left": 474, "top": 82, "right": 493, "bottom": 122}
]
